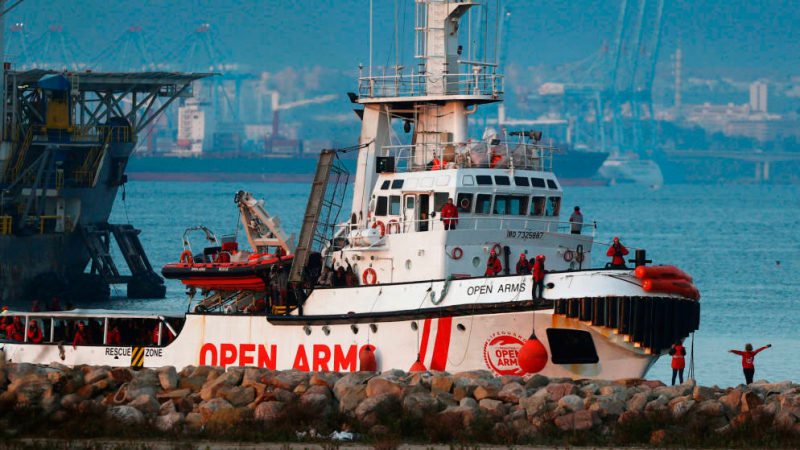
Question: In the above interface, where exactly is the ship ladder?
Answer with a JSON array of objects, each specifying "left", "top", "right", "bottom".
[{"left": 3, "top": 127, "right": 34, "bottom": 183}]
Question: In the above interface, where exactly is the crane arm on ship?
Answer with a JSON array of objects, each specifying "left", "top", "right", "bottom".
[{"left": 234, "top": 190, "right": 296, "bottom": 256}]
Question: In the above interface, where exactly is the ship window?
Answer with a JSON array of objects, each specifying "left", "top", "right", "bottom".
[
  {"left": 375, "top": 196, "right": 388, "bottom": 216},
  {"left": 462, "top": 175, "right": 475, "bottom": 186},
  {"left": 474, "top": 194, "right": 492, "bottom": 215},
  {"left": 436, "top": 176, "right": 450, "bottom": 186},
  {"left": 433, "top": 192, "right": 449, "bottom": 212},
  {"left": 531, "top": 196, "right": 546, "bottom": 216},
  {"left": 546, "top": 197, "right": 561, "bottom": 216},
  {"left": 547, "top": 179, "right": 558, "bottom": 189},
  {"left": 406, "top": 178, "right": 419, "bottom": 189},
  {"left": 494, "top": 195, "right": 528, "bottom": 215},
  {"left": 381, "top": 180, "right": 390, "bottom": 190},
  {"left": 390, "top": 196, "right": 401, "bottom": 215},
  {"left": 514, "top": 176, "right": 530, "bottom": 187},
  {"left": 406, "top": 196, "right": 415, "bottom": 209},
  {"left": 494, "top": 176, "right": 510, "bottom": 186},
  {"left": 391, "top": 179, "right": 404, "bottom": 189},
  {"left": 421, "top": 177, "right": 434, "bottom": 188},
  {"left": 457, "top": 193, "right": 473, "bottom": 212},
  {"left": 531, "top": 177, "right": 546, "bottom": 188},
  {"left": 476, "top": 175, "right": 493, "bottom": 186},
  {"left": 545, "top": 328, "right": 599, "bottom": 364}
]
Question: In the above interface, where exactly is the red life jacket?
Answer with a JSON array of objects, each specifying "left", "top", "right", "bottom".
[
  {"left": 7, "top": 322, "right": 23, "bottom": 341},
  {"left": 107, "top": 328, "right": 121, "bottom": 345},
  {"left": 671, "top": 345, "right": 686, "bottom": 369},
  {"left": 441, "top": 204, "right": 459, "bottom": 225},
  {"left": 606, "top": 243, "right": 629, "bottom": 265},
  {"left": 27, "top": 326, "right": 43, "bottom": 343},
  {"left": 532, "top": 261, "right": 545, "bottom": 282},
  {"left": 485, "top": 257, "right": 502, "bottom": 276}
]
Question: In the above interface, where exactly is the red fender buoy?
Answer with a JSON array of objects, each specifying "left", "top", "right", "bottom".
[
  {"left": 359, "top": 344, "right": 377, "bottom": 372},
  {"left": 518, "top": 334, "right": 548, "bottom": 373},
  {"left": 409, "top": 356, "right": 427, "bottom": 372}
]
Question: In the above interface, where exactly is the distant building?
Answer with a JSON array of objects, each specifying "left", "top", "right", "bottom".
[
  {"left": 177, "top": 98, "right": 215, "bottom": 153},
  {"left": 750, "top": 82, "right": 768, "bottom": 113}
]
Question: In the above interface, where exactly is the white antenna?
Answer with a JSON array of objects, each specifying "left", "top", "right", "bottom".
[{"left": 369, "top": 0, "right": 373, "bottom": 78}]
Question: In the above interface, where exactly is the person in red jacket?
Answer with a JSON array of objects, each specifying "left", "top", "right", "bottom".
[
  {"left": 73, "top": 322, "right": 91, "bottom": 349},
  {"left": 669, "top": 341, "right": 687, "bottom": 385},
  {"left": 515, "top": 254, "right": 531, "bottom": 274},
  {"left": 729, "top": 343, "right": 771, "bottom": 385},
  {"left": 6, "top": 316, "right": 24, "bottom": 341},
  {"left": 532, "top": 255, "right": 546, "bottom": 300},
  {"left": 106, "top": 320, "right": 122, "bottom": 345},
  {"left": 441, "top": 198, "right": 459, "bottom": 231},
  {"left": 27, "top": 320, "right": 43, "bottom": 344},
  {"left": 485, "top": 250, "right": 502, "bottom": 276},
  {"left": 606, "top": 237, "right": 629, "bottom": 268},
  {"left": 152, "top": 323, "right": 175, "bottom": 346}
]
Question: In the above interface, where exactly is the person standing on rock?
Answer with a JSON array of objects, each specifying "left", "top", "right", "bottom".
[
  {"left": 729, "top": 343, "right": 771, "bottom": 385},
  {"left": 669, "top": 341, "right": 686, "bottom": 385}
]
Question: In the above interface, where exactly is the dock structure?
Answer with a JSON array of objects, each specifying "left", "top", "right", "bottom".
[{"left": 0, "top": 69, "right": 214, "bottom": 303}]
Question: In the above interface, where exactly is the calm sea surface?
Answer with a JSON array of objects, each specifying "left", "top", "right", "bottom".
[{"left": 102, "top": 181, "right": 799, "bottom": 388}]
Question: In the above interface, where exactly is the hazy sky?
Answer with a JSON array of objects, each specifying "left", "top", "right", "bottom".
[{"left": 4, "top": 0, "right": 798, "bottom": 79}]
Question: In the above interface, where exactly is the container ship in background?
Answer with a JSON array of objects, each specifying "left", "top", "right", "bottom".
[{"left": 126, "top": 145, "right": 608, "bottom": 185}]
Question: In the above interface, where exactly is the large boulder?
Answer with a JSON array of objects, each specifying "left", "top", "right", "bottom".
[
  {"left": 217, "top": 386, "right": 256, "bottom": 407},
  {"left": 520, "top": 391, "right": 548, "bottom": 417},
  {"left": 155, "top": 412, "right": 184, "bottom": 432},
  {"left": 437, "top": 405, "right": 479, "bottom": 427},
  {"left": 107, "top": 405, "right": 145, "bottom": 426},
  {"left": 720, "top": 389, "right": 743, "bottom": 411},
  {"left": 554, "top": 410, "right": 601, "bottom": 431},
  {"left": 671, "top": 399, "right": 696, "bottom": 420},
  {"left": 741, "top": 391, "right": 763, "bottom": 412},
  {"left": 129, "top": 394, "right": 160, "bottom": 416},
  {"left": 355, "top": 393, "right": 402, "bottom": 428},
  {"left": 309, "top": 371, "right": 342, "bottom": 388},
  {"left": 473, "top": 385, "right": 501, "bottom": 401},
  {"left": 497, "top": 382, "right": 526, "bottom": 403},
  {"left": 403, "top": 392, "right": 438, "bottom": 419},
  {"left": 199, "top": 398, "right": 234, "bottom": 422},
  {"left": 479, "top": 398, "right": 506, "bottom": 418},
  {"left": 431, "top": 376, "right": 453, "bottom": 394},
  {"left": 200, "top": 371, "right": 243, "bottom": 401},
  {"left": 547, "top": 383, "right": 580, "bottom": 402},
  {"left": 558, "top": 394, "right": 584, "bottom": 412},
  {"left": 262, "top": 371, "right": 309, "bottom": 392},
  {"left": 366, "top": 377, "right": 403, "bottom": 397},
  {"left": 158, "top": 367, "right": 179, "bottom": 391},
  {"left": 332, "top": 372, "right": 374, "bottom": 398},
  {"left": 254, "top": 401, "right": 285, "bottom": 423},
  {"left": 299, "top": 386, "right": 333, "bottom": 414},
  {"left": 337, "top": 384, "right": 368, "bottom": 413},
  {"left": 589, "top": 400, "right": 626, "bottom": 418},
  {"left": 7, "top": 374, "right": 53, "bottom": 405},
  {"left": 84, "top": 368, "right": 109, "bottom": 385},
  {"left": 693, "top": 385, "right": 717, "bottom": 403}
]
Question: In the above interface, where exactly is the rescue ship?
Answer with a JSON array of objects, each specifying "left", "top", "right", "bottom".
[{"left": 0, "top": 1, "right": 700, "bottom": 380}]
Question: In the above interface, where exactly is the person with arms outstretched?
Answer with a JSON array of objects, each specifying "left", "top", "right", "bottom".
[{"left": 729, "top": 343, "right": 771, "bottom": 385}]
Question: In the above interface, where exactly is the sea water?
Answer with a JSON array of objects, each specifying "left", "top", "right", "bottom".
[{"left": 104, "top": 181, "right": 799, "bottom": 388}]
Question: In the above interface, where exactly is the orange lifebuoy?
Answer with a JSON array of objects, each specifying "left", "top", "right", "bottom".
[
  {"left": 180, "top": 250, "right": 193, "bottom": 264},
  {"left": 563, "top": 249, "right": 574, "bottom": 262},
  {"left": 451, "top": 247, "right": 463, "bottom": 260},
  {"left": 372, "top": 221, "right": 386, "bottom": 237},
  {"left": 363, "top": 268, "right": 378, "bottom": 285},
  {"left": 491, "top": 243, "right": 502, "bottom": 255},
  {"left": 387, "top": 219, "right": 400, "bottom": 235}
]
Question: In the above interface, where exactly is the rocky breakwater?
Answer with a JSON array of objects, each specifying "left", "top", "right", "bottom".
[{"left": 1, "top": 360, "right": 800, "bottom": 445}]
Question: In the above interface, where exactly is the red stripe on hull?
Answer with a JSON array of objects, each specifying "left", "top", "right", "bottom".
[{"left": 430, "top": 317, "right": 452, "bottom": 371}]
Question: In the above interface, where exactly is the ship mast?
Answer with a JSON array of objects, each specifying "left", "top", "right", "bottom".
[{"left": 350, "top": 0, "right": 503, "bottom": 226}]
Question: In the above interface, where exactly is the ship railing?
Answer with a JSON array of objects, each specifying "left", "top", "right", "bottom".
[
  {"left": 338, "top": 216, "right": 596, "bottom": 241},
  {"left": 25, "top": 215, "right": 70, "bottom": 234},
  {"left": 383, "top": 141, "right": 554, "bottom": 173},
  {"left": 358, "top": 71, "right": 503, "bottom": 99}
]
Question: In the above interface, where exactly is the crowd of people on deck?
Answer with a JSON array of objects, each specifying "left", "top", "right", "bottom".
[{"left": 0, "top": 299, "right": 182, "bottom": 347}]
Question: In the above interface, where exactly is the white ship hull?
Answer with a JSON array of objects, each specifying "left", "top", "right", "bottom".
[{"left": 1, "top": 271, "right": 693, "bottom": 380}]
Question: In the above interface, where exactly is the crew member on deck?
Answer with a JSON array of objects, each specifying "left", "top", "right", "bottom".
[
  {"left": 569, "top": 206, "right": 583, "bottom": 234},
  {"left": 107, "top": 320, "right": 122, "bottom": 345},
  {"left": 606, "top": 237, "right": 629, "bottom": 269},
  {"left": 27, "top": 320, "right": 43, "bottom": 344},
  {"left": 441, "top": 198, "right": 459, "bottom": 231},
  {"left": 532, "top": 255, "right": 546, "bottom": 300},
  {"left": 729, "top": 343, "right": 771, "bottom": 385},
  {"left": 6, "top": 316, "right": 24, "bottom": 341},
  {"left": 669, "top": 341, "right": 686, "bottom": 385},
  {"left": 516, "top": 253, "right": 531, "bottom": 274},
  {"left": 485, "top": 250, "right": 502, "bottom": 276},
  {"left": 73, "top": 322, "right": 91, "bottom": 349}
]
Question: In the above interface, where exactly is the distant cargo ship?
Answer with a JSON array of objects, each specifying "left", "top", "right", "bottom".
[{"left": 126, "top": 147, "right": 608, "bottom": 185}]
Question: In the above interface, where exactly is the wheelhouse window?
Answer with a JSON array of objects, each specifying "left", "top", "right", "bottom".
[
  {"left": 474, "top": 194, "right": 492, "bottom": 215},
  {"left": 391, "top": 179, "right": 404, "bottom": 189},
  {"left": 531, "top": 178, "right": 546, "bottom": 188},
  {"left": 494, "top": 176, "right": 510, "bottom": 186},
  {"left": 531, "top": 196, "right": 546, "bottom": 216},
  {"left": 405, "top": 196, "right": 415, "bottom": 209},
  {"left": 546, "top": 196, "right": 561, "bottom": 216},
  {"left": 514, "top": 176, "right": 530, "bottom": 187},
  {"left": 389, "top": 196, "right": 401, "bottom": 215},
  {"left": 462, "top": 175, "right": 475, "bottom": 186},
  {"left": 476, "top": 175, "right": 493, "bottom": 186},
  {"left": 375, "top": 196, "right": 388, "bottom": 216},
  {"left": 457, "top": 193, "right": 473, "bottom": 212},
  {"left": 547, "top": 179, "right": 558, "bottom": 190},
  {"left": 493, "top": 195, "right": 528, "bottom": 215},
  {"left": 433, "top": 192, "right": 449, "bottom": 212},
  {"left": 380, "top": 180, "right": 390, "bottom": 190},
  {"left": 546, "top": 328, "right": 599, "bottom": 364}
]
